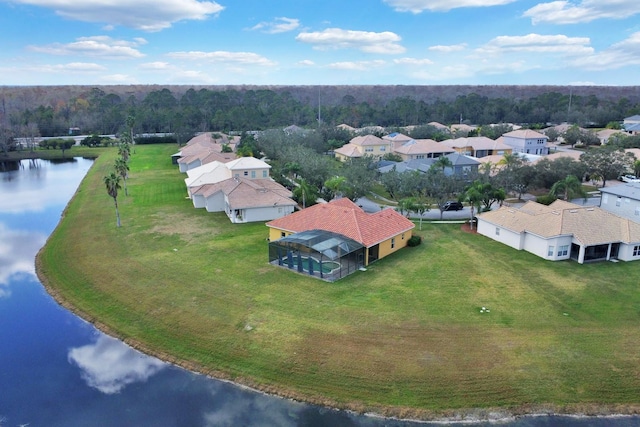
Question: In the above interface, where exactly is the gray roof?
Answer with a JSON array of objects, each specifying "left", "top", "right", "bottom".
[
  {"left": 445, "top": 152, "right": 480, "bottom": 166},
  {"left": 599, "top": 183, "right": 640, "bottom": 200}
]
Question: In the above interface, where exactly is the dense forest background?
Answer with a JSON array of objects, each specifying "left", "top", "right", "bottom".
[{"left": 1, "top": 85, "right": 640, "bottom": 140}]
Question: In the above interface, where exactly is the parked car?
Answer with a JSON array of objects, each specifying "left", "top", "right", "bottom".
[
  {"left": 442, "top": 201, "right": 464, "bottom": 211},
  {"left": 620, "top": 175, "right": 640, "bottom": 183}
]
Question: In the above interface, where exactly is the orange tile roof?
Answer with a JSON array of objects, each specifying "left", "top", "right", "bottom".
[{"left": 266, "top": 198, "right": 414, "bottom": 247}]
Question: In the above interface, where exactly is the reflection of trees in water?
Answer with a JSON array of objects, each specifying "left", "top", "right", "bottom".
[
  {"left": 28, "top": 158, "right": 40, "bottom": 169},
  {"left": 0, "top": 160, "right": 20, "bottom": 173}
]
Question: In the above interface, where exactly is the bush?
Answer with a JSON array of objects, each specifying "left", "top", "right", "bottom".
[
  {"left": 536, "top": 194, "right": 557, "bottom": 205},
  {"left": 407, "top": 235, "right": 422, "bottom": 247}
]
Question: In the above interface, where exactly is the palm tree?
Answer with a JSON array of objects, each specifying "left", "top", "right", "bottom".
[
  {"left": 104, "top": 172, "right": 122, "bottom": 227},
  {"left": 293, "top": 178, "right": 317, "bottom": 209},
  {"left": 433, "top": 155, "right": 453, "bottom": 173},
  {"left": 549, "top": 175, "right": 587, "bottom": 202},
  {"left": 463, "top": 182, "right": 484, "bottom": 230},
  {"left": 324, "top": 176, "right": 347, "bottom": 200},
  {"left": 118, "top": 143, "right": 131, "bottom": 162},
  {"left": 114, "top": 157, "right": 129, "bottom": 196}
]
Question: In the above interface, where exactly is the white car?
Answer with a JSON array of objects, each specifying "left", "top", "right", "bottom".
[{"left": 621, "top": 175, "right": 640, "bottom": 183}]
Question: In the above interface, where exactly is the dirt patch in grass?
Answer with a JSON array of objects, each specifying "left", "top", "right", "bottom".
[{"left": 460, "top": 222, "right": 477, "bottom": 234}]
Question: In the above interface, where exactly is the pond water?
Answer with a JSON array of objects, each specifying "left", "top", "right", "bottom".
[{"left": 1, "top": 157, "right": 639, "bottom": 427}]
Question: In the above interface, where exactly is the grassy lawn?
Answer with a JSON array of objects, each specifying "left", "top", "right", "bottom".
[{"left": 38, "top": 144, "right": 640, "bottom": 420}]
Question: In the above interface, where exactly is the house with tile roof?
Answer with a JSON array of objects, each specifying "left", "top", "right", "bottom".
[
  {"left": 392, "top": 139, "right": 455, "bottom": 161},
  {"left": 183, "top": 156, "right": 296, "bottom": 223},
  {"left": 191, "top": 178, "right": 296, "bottom": 223},
  {"left": 477, "top": 200, "right": 640, "bottom": 263},
  {"left": 266, "top": 198, "right": 415, "bottom": 271},
  {"left": 440, "top": 136, "right": 513, "bottom": 158},
  {"left": 334, "top": 134, "right": 393, "bottom": 161},
  {"left": 174, "top": 132, "right": 237, "bottom": 171},
  {"left": 599, "top": 183, "right": 640, "bottom": 222},
  {"left": 501, "top": 129, "right": 549, "bottom": 155}
]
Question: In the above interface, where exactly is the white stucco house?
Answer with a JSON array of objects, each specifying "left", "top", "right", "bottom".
[
  {"left": 599, "top": 183, "right": 640, "bottom": 222},
  {"left": 477, "top": 200, "right": 640, "bottom": 264},
  {"left": 183, "top": 156, "right": 296, "bottom": 223},
  {"left": 500, "top": 129, "right": 549, "bottom": 155}
]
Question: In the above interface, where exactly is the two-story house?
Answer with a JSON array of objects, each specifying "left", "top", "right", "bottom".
[
  {"left": 599, "top": 183, "right": 640, "bottom": 222},
  {"left": 334, "top": 135, "right": 393, "bottom": 161},
  {"left": 500, "top": 129, "right": 549, "bottom": 155}
]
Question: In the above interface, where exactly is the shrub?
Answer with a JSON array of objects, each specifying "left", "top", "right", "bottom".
[
  {"left": 536, "top": 194, "right": 557, "bottom": 205},
  {"left": 407, "top": 235, "right": 422, "bottom": 247}
]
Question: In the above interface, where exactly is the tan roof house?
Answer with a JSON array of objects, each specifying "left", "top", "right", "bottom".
[
  {"left": 477, "top": 200, "right": 640, "bottom": 263},
  {"left": 440, "top": 136, "right": 512, "bottom": 158},
  {"left": 392, "top": 139, "right": 455, "bottom": 161},
  {"left": 334, "top": 134, "right": 393, "bottom": 161},
  {"left": 191, "top": 178, "right": 296, "bottom": 223},
  {"left": 266, "top": 198, "right": 415, "bottom": 277}
]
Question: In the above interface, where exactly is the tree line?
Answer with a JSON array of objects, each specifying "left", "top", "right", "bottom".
[{"left": 2, "top": 87, "right": 640, "bottom": 142}]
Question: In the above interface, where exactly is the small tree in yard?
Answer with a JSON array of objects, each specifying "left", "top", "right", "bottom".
[{"left": 104, "top": 172, "right": 122, "bottom": 227}]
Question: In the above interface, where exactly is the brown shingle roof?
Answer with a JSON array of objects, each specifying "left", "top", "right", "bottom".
[{"left": 266, "top": 198, "right": 414, "bottom": 247}]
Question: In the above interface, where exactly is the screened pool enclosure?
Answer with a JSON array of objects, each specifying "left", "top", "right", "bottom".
[{"left": 268, "top": 229, "right": 365, "bottom": 281}]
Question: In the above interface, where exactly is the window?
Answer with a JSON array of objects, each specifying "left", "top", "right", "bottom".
[
  {"left": 616, "top": 197, "right": 622, "bottom": 207},
  {"left": 602, "top": 194, "right": 608, "bottom": 204},
  {"left": 634, "top": 245, "right": 640, "bottom": 257},
  {"left": 495, "top": 227, "right": 500, "bottom": 236},
  {"left": 416, "top": 155, "right": 424, "bottom": 159},
  {"left": 548, "top": 246, "right": 554, "bottom": 257},
  {"left": 402, "top": 233, "right": 405, "bottom": 240},
  {"left": 558, "top": 245, "right": 569, "bottom": 257},
  {"left": 243, "top": 171, "right": 248, "bottom": 176},
  {"left": 391, "top": 238, "right": 395, "bottom": 249},
  {"left": 365, "top": 147, "right": 373, "bottom": 152},
  {"left": 262, "top": 170, "right": 268, "bottom": 178},
  {"left": 281, "top": 231, "right": 286, "bottom": 238},
  {"left": 380, "top": 146, "right": 386, "bottom": 152},
  {"left": 635, "top": 207, "right": 640, "bottom": 216},
  {"left": 251, "top": 170, "right": 256, "bottom": 178},
  {"left": 625, "top": 198, "right": 630, "bottom": 204}
]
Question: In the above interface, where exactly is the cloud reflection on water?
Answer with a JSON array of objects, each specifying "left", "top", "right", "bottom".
[
  {"left": 68, "top": 334, "right": 166, "bottom": 394},
  {"left": 0, "top": 223, "right": 46, "bottom": 294}
]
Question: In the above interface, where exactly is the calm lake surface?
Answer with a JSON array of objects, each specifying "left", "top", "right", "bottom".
[{"left": 1, "top": 157, "right": 639, "bottom": 427}]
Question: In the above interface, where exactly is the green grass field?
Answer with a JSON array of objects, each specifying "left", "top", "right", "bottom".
[{"left": 37, "top": 144, "right": 640, "bottom": 420}]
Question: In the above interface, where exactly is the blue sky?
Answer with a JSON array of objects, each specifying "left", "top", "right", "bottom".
[{"left": 1, "top": 0, "right": 639, "bottom": 86}]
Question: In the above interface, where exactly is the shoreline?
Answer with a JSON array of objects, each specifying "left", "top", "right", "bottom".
[
  {"left": 31, "top": 147, "right": 640, "bottom": 423},
  {"left": 34, "top": 252, "right": 640, "bottom": 423}
]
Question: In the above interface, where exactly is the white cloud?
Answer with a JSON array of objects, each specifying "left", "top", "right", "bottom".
[
  {"left": 384, "top": 0, "right": 515, "bottom": 13},
  {"left": 429, "top": 43, "right": 467, "bottom": 52},
  {"left": 250, "top": 17, "right": 300, "bottom": 34},
  {"left": 140, "top": 61, "right": 173, "bottom": 70},
  {"left": 570, "top": 31, "right": 640, "bottom": 70},
  {"left": 68, "top": 334, "right": 166, "bottom": 394},
  {"left": 523, "top": 0, "right": 640, "bottom": 25},
  {"left": 167, "top": 51, "right": 277, "bottom": 66},
  {"left": 101, "top": 74, "right": 134, "bottom": 83},
  {"left": 393, "top": 57, "right": 434, "bottom": 65},
  {"left": 328, "top": 60, "right": 386, "bottom": 70},
  {"left": 0, "top": 224, "right": 46, "bottom": 291},
  {"left": 296, "top": 28, "right": 405, "bottom": 54},
  {"left": 28, "top": 36, "right": 146, "bottom": 59},
  {"left": 12, "top": 0, "right": 224, "bottom": 31},
  {"left": 477, "top": 33, "right": 593, "bottom": 56},
  {"left": 297, "top": 59, "right": 315, "bottom": 66}
]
